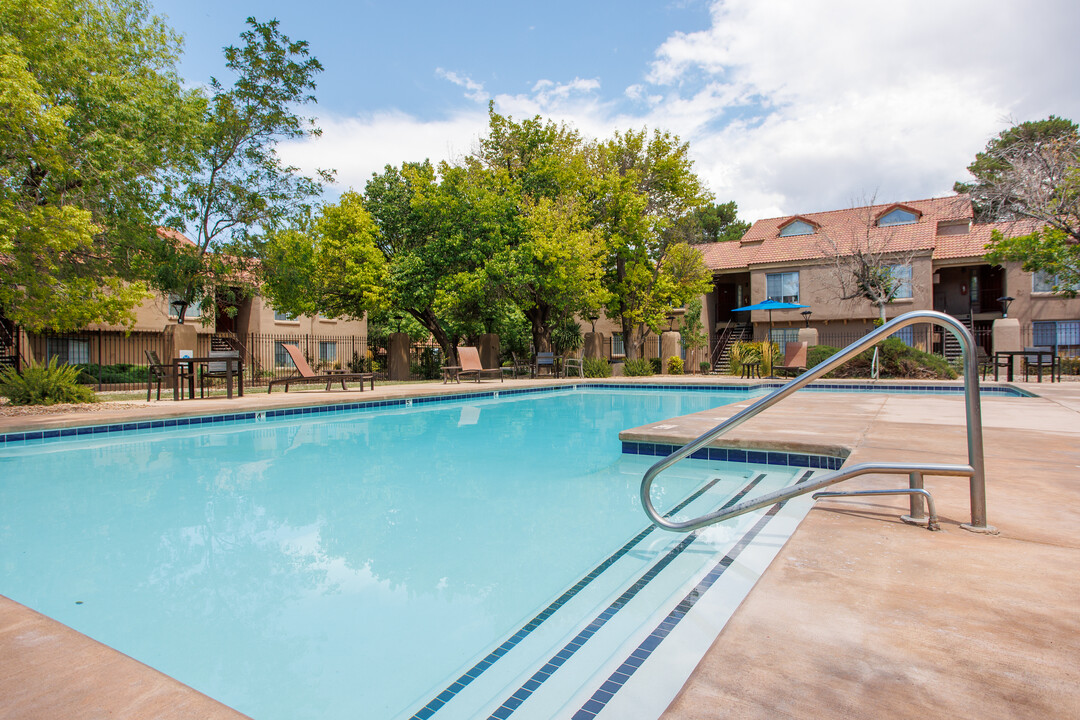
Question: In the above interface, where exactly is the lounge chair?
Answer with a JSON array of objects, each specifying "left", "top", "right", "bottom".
[
  {"left": 457, "top": 346, "right": 503, "bottom": 383},
  {"left": 532, "top": 352, "right": 558, "bottom": 378},
  {"left": 267, "top": 344, "right": 374, "bottom": 393},
  {"left": 774, "top": 341, "right": 808, "bottom": 377}
]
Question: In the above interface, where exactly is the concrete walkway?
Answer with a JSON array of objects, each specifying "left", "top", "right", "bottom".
[{"left": 1, "top": 377, "right": 1078, "bottom": 719}]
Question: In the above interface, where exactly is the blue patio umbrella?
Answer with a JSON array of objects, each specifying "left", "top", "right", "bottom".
[{"left": 731, "top": 299, "right": 809, "bottom": 336}]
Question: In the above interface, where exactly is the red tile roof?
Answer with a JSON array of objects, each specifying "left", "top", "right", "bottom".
[{"left": 698, "top": 195, "right": 1040, "bottom": 271}]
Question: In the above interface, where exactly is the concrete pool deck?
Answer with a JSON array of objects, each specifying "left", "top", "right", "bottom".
[{"left": 1, "top": 376, "right": 1078, "bottom": 719}]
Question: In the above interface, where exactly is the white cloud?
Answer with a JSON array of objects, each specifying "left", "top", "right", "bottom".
[
  {"left": 281, "top": 0, "right": 1080, "bottom": 221},
  {"left": 435, "top": 68, "right": 488, "bottom": 104}
]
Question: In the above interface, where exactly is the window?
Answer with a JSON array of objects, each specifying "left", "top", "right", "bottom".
[
  {"left": 769, "top": 328, "right": 799, "bottom": 347},
  {"left": 778, "top": 220, "right": 815, "bottom": 237},
  {"left": 877, "top": 208, "right": 919, "bottom": 226},
  {"left": 1033, "top": 320, "right": 1080, "bottom": 348},
  {"left": 889, "top": 264, "right": 913, "bottom": 299},
  {"left": 274, "top": 342, "right": 291, "bottom": 367},
  {"left": 893, "top": 326, "right": 916, "bottom": 347},
  {"left": 1032, "top": 270, "right": 1080, "bottom": 294},
  {"left": 319, "top": 341, "right": 336, "bottom": 362},
  {"left": 766, "top": 272, "right": 800, "bottom": 303},
  {"left": 45, "top": 337, "right": 89, "bottom": 365},
  {"left": 611, "top": 332, "right": 625, "bottom": 357},
  {"left": 274, "top": 310, "right": 297, "bottom": 322},
  {"left": 167, "top": 293, "right": 202, "bottom": 320}
]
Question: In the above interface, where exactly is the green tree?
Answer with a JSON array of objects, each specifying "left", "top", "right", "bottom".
[
  {"left": 672, "top": 201, "right": 750, "bottom": 244},
  {"left": 475, "top": 109, "right": 609, "bottom": 352},
  {"left": 592, "top": 128, "right": 713, "bottom": 358},
  {"left": 162, "top": 17, "right": 332, "bottom": 323},
  {"left": 958, "top": 116, "right": 1080, "bottom": 294},
  {"left": 0, "top": 0, "right": 201, "bottom": 331}
]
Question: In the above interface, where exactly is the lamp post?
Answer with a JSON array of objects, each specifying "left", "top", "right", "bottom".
[
  {"left": 393, "top": 314, "right": 404, "bottom": 333},
  {"left": 801, "top": 310, "right": 812, "bottom": 328},
  {"left": 587, "top": 311, "right": 599, "bottom": 334},
  {"left": 997, "top": 296, "right": 1014, "bottom": 318},
  {"left": 171, "top": 300, "right": 189, "bottom": 324}
]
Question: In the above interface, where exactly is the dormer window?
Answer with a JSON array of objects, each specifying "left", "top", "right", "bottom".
[
  {"left": 877, "top": 207, "right": 920, "bottom": 227},
  {"left": 778, "top": 219, "right": 816, "bottom": 237}
]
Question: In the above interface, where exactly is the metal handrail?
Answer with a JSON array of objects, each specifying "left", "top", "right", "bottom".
[{"left": 640, "top": 310, "right": 994, "bottom": 533}]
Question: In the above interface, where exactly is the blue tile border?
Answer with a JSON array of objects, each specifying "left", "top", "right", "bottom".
[
  {"left": 0, "top": 379, "right": 1029, "bottom": 448},
  {"left": 621, "top": 440, "right": 845, "bottom": 470}
]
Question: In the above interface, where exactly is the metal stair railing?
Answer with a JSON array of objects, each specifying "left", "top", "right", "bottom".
[{"left": 640, "top": 310, "right": 996, "bottom": 534}]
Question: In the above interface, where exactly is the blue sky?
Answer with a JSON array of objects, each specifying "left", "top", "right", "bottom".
[{"left": 153, "top": 0, "right": 1080, "bottom": 223}]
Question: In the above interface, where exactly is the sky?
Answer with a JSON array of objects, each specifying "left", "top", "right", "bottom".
[{"left": 152, "top": 0, "right": 1080, "bottom": 223}]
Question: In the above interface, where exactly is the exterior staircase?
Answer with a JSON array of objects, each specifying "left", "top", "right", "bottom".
[
  {"left": 942, "top": 314, "right": 973, "bottom": 362},
  {"left": 712, "top": 323, "right": 753, "bottom": 374},
  {"left": 0, "top": 317, "right": 19, "bottom": 373}
]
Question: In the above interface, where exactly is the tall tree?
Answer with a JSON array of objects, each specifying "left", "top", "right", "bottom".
[
  {"left": 0, "top": 0, "right": 202, "bottom": 331},
  {"left": 162, "top": 17, "right": 332, "bottom": 322},
  {"left": 957, "top": 116, "right": 1080, "bottom": 295},
  {"left": 592, "top": 128, "right": 713, "bottom": 359},
  {"left": 672, "top": 201, "right": 750, "bottom": 244},
  {"left": 475, "top": 109, "right": 608, "bottom": 352}
]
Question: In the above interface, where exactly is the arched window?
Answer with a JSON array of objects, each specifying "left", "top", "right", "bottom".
[
  {"left": 877, "top": 208, "right": 919, "bottom": 226},
  {"left": 778, "top": 219, "right": 816, "bottom": 237}
]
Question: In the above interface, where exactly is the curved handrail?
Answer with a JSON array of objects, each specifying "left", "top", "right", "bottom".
[{"left": 640, "top": 310, "right": 991, "bottom": 533}]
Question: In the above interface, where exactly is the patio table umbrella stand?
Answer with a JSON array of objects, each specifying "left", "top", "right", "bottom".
[{"left": 731, "top": 299, "right": 809, "bottom": 378}]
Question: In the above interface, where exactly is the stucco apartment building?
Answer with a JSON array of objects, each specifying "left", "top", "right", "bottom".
[
  {"left": 5, "top": 229, "right": 366, "bottom": 381},
  {"left": 695, "top": 194, "right": 1080, "bottom": 363}
]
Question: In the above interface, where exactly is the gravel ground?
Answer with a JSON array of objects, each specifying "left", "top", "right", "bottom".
[{"left": 0, "top": 398, "right": 145, "bottom": 417}]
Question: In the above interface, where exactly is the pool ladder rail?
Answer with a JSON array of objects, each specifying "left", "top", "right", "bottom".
[{"left": 640, "top": 310, "right": 996, "bottom": 534}]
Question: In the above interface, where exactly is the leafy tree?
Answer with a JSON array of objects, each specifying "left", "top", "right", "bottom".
[
  {"left": 161, "top": 17, "right": 332, "bottom": 322},
  {"left": 0, "top": 0, "right": 201, "bottom": 331},
  {"left": 592, "top": 128, "right": 713, "bottom": 358},
  {"left": 475, "top": 109, "right": 609, "bottom": 352},
  {"left": 679, "top": 297, "right": 708, "bottom": 369},
  {"left": 957, "top": 116, "right": 1080, "bottom": 295},
  {"left": 672, "top": 201, "right": 750, "bottom": 244}
]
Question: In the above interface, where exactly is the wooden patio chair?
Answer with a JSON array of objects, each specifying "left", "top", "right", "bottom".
[
  {"left": 774, "top": 341, "right": 808, "bottom": 377},
  {"left": 501, "top": 352, "right": 529, "bottom": 379},
  {"left": 267, "top": 344, "right": 374, "bottom": 393},
  {"left": 457, "top": 346, "right": 503, "bottom": 383}
]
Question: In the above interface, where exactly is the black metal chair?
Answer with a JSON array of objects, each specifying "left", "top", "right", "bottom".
[
  {"left": 199, "top": 349, "right": 242, "bottom": 397},
  {"left": 1023, "top": 346, "right": 1057, "bottom": 381},
  {"left": 145, "top": 349, "right": 193, "bottom": 401}
]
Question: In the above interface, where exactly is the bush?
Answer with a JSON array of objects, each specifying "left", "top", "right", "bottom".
[
  {"left": 667, "top": 356, "right": 684, "bottom": 374},
  {"left": 1059, "top": 356, "right": 1080, "bottom": 375},
  {"left": 73, "top": 363, "right": 148, "bottom": 385},
  {"left": 0, "top": 358, "right": 97, "bottom": 405},
  {"left": 583, "top": 357, "right": 612, "bottom": 378},
  {"left": 806, "top": 339, "right": 957, "bottom": 379},
  {"left": 649, "top": 357, "right": 662, "bottom": 374},
  {"left": 623, "top": 358, "right": 654, "bottom": 376},
  {"left": 699, "top": 361, "right": 711, "bottom": 374}
]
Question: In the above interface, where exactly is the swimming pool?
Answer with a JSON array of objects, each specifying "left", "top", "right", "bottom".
[{"left": 0, "top": 386, "right": 845, "bottom": 718}]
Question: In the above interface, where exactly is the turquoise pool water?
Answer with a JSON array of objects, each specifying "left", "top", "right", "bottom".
[{"left": 0, "top": 387, "right": 815, "bottom": 719}]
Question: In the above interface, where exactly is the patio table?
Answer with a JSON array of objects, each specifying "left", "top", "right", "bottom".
[
  {"left": 172, "top": 357, "right": 243, "bottom": 400},
  {"left": 993, "top": 350, "right": 1057, "bottom": 383}
]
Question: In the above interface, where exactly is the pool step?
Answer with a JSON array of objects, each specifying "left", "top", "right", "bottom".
[{"left": 402, "top": 465, "right": 814, "bottom": 720}]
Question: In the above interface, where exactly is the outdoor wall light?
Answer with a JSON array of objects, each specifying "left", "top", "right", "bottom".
[
  {"left": 997, "top": 296, "right": 1014, "bottom": 318},
  {"left": 171, "top": 300, "right": 189, "bottom": 324},
  {"left": 801, "top": 309, "right": 812, "bottom": 327},
  {"left": 586, "top": 311, "right": 599, "bottom": 333}
]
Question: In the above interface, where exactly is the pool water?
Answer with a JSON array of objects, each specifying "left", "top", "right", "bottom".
[{"left": 0, "top": 387, "right": 815, "bottom": 719}]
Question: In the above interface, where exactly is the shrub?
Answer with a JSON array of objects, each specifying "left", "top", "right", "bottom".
[
  {"left": 667, "top": 356, "right": 684, "bottom": 374},
  {"left": 583, "top": 357, "right": 612, "bottom": 378},
  {"left": 699, "top": 361, "right": 711, "bottom": 374},
  {"left": 623, "top": 358, "right": 654, "bottom": 376},
  {"left": 73, "top": 363, "right": 149, "bottom": 385},
  {"left": 1059, "top": 356, "right": 1080, "bottom": 375},
  {"left": 0, "top": 358, "right": 97, "bottom": 405},
  {"left": 649, "top": 357, "right": 662, "bottom": 374},
  {"left": 806, "top": 339, "right": 957, "bottom": 379}
]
